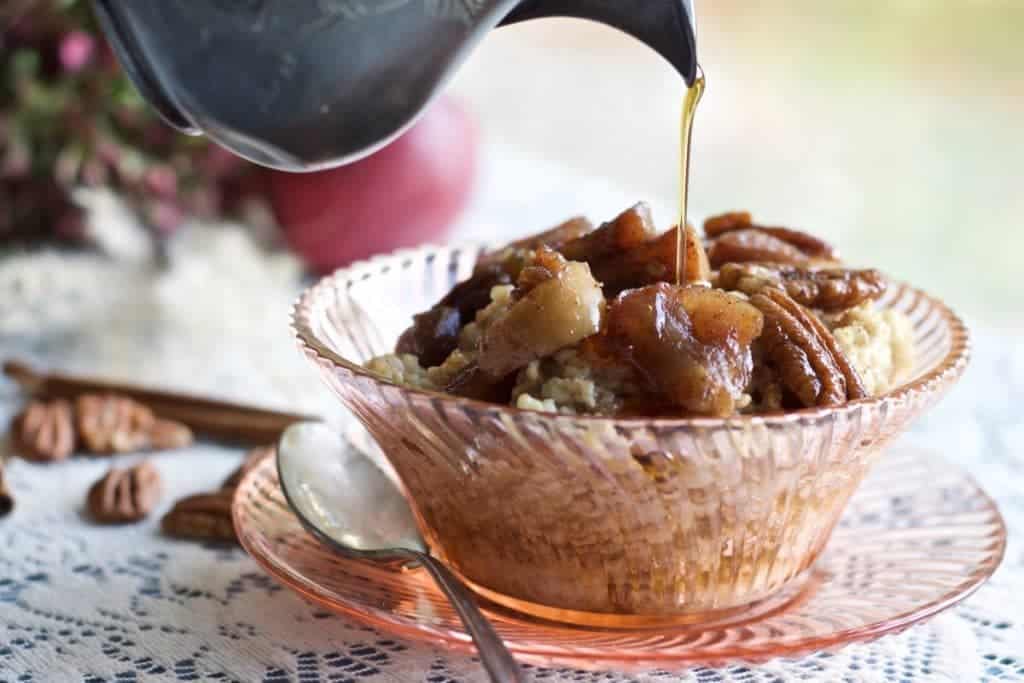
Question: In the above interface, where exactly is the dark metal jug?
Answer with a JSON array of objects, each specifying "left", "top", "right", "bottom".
[{"left": 92, "top": 1, "right": 697, "bottom": 170}]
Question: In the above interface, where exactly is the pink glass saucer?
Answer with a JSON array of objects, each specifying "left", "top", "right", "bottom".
[{"left": 232, "top": 445, "right": 1005, "bottom": 671}]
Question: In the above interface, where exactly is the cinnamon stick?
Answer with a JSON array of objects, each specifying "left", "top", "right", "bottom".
[{"left": 3, "top": 360, "right": 316, "bottom": 445}]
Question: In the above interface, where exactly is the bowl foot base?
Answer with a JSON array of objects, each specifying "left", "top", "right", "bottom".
[{"left": 455, "top": 566, "right": 823, "bottom": 630}]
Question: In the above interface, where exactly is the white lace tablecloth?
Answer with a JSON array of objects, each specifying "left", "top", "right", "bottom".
[{"left": 1, "top": 149, "right": 1022, "bottom": 682}]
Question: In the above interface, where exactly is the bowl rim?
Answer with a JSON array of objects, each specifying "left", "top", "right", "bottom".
[{"left": 292, "top": 243, "right": 971, "bottom": 428}]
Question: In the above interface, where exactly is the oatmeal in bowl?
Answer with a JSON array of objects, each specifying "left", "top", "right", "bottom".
[
  {"left": 293, "top": 205, "right": 967, "bottom": 624},
  {"left": 365, "top": 205, "right": 916, "bottom": 419}
]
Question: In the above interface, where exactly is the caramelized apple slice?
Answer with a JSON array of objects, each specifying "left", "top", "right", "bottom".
[
  {"left": 436, "top": 261, "right": 514, "bottom": 320},
  {"left": 675, "top": 286, "right": 764, "bottom": 347},
  {"left": 395, "top": 305, "right": 463, "bottom": 368},
  {"left": 527, "top": 203, "right": 712, "bottom": 295},
  {"left": 590, "top": 225, "right": 710, "bottom": 295},
  {"left": 605, "top": 284, "right": 763, "bottom": 416},
  {"left": 476, "top": 216, "right": 594, "bottom": 272},
  {"left": 680, "top": 224, "right": 713, "bottom": 284},
  {"left": 559, "top": 203, "right": 656, "bottom": 262},
  {"left": 395, "top": 261, "right": 512, "bottom": 359},
  {"left": 478, "top": 257, "right": 605, "bottom": 379}
]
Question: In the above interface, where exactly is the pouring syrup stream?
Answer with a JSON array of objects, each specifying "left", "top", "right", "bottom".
[{"left": 676, "top": 66, "right": 706, "bottom": 284}]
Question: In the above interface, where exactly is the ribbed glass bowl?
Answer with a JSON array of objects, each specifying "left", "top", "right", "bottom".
[{"left": 292, "top": 244, "right": 969, "bottom": 626}]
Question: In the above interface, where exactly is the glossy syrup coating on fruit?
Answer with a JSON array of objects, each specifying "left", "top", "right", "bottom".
[
  {"left": 604, "top": 284, "right": 763, "bottom": 416},
  {"left": 370, "top": 205, "right": 908, "bottom": 418},
  {"left": 478, "top": 254, "right": 604, "bottom": 380}
]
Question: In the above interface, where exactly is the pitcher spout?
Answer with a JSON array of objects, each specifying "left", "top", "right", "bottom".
[{"left": 500, "top": 0, "right": 698, "bottom": 85}]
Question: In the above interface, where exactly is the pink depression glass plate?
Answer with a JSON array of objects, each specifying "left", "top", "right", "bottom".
[{"left": 233, "top": 445, "right": 1006, "bottom": 671}]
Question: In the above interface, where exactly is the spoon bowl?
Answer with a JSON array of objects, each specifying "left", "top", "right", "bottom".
[
  {"left": 277, "top": 421, "right": 424, "bottom": 558},
  {"left": 276, "top": 421, "right": 524, "bottom": 683}
]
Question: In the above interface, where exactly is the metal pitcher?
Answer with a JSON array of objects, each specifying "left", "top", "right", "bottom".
[{"left": 92, "top": 1, "right": 697, "bottom": 170}]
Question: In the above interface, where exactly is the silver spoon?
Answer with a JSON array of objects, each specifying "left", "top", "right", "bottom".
[{"left": 276, "top": 422, "right": 525, "bottom": 683}]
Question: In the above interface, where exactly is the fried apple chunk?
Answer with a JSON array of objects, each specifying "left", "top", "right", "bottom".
[
  {"left": 475, "top": 216, "right": 594, "bottom": 271},
  {"left": 395, "top": 305, "right": 463, "bottom": 368},
  {"left": 605, "top": 284, "right": 764, "bottom": 416},
  {"left": 478, "top": 250, "right": 605, "bottom": 379},
  {"left": 559, "top": 203, "right": 657, "bottom": 263},
  {"left": 587, "top": 224, "right": 710, "bottom": 295}
]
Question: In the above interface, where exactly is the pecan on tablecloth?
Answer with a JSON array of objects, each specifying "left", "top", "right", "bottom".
[{"left": 87, "top": 461, "right": 162, "bottom": 524}]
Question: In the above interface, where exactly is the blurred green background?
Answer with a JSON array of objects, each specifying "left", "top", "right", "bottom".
[{"left": 452, "top": 0, "right": 1023, "bottom": 329}]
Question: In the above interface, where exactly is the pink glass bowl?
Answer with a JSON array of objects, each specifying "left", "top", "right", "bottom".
[
  {"left": 291, "top": 244, "right": 970, "bottom": 626},
  {"left": 232, "top": 445, "right": 1005, "bottom": 669}
]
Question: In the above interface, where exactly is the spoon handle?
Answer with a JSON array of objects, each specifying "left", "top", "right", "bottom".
[{"left": 416, "top": 554, "right": 526, "bottom": 683}]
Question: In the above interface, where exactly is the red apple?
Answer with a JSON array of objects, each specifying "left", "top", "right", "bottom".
[{"left": 267, "top": 95, "right": 478, "bottom": 273}]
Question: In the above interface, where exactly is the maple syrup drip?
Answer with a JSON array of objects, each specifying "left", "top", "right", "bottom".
[{"left": 676, "top": 67, "right": 705, "bottom": 284}]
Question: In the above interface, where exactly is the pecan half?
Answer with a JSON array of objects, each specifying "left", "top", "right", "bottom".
[
  {"left": 77, "top": 394, "right": 154, "bottom": 453},
  {"left": 704, "top": 211, "right": 839, "bottom": 267},
  {"left": 749, "top": 288, "right": 867, "bottom": 407},
  {"left": 148, "top": 418, "right": 194, "bottom": 451},
  {"left": 718, "top": 263, "right": 887, "bottom": 312},
  {"left": 161, "top": 445, "right": 269, "bottom": 543},
  {"left": 703, "top": 211, "right": 753, "bottom": 236},
  {"left": 87, "top": 461, "right": 162, "bottom": 524},
  {"left": 76, "top": 394, "right": 192, "bottom": 454},
  {"left": 707, "top": 229, "right": 811, "bottom": 268},
  {"left": 221, "top": 445, "right": 274, "bottom": 490},
  {"left": 12, "top": 399, "right": 75, "bottom": 462},
  {"left": 161, "top": 491, "right": 236, "bottom": 542}
]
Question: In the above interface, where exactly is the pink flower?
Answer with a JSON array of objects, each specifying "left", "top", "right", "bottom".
[
  {"left": 59, "top": 31, "right": 96, "bottom": 72},
  {"left": 143, "top": 164, "right": 178, "bottom": 197}
]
